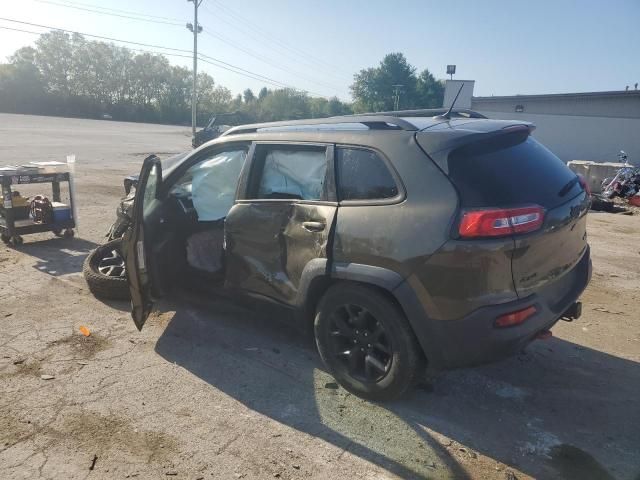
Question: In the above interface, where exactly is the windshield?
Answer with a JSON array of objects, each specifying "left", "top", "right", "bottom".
[{"left": 159, "top": 152, "right": 189, "bottom": 177}]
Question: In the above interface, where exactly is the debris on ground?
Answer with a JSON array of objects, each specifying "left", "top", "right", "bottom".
[
  {"left": 40, "top": 374, "right": 55, "bottom": 380},
  {"left": 594, "top": 307, "right": 624, "bottom": 315},
  {"left": 89, "top": 454, "right": 97, "bottom": 471},
  {"left": 79, "top": 325, "right": 91, "bottom": 337}
]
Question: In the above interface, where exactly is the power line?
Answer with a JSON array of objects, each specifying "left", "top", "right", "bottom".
[
  {"left": 0, "top": 19, "right": 327, "bottom": 96},
  {"left": 198, "top": 56, "right": 291, "bottom": 89},
  {"left": 201, "top": 29, "right": 340, "bottom": 93},
  {"left": 30, "top": 0, "right": 342, "bottom": 95},
  {"left": 33, "top": 0, "right": 183, "bottom": 23},
  {"left": 0, "top": 18, "right": 192, "bottom": 54},
  {"left": 206, "top": 0, "right": 351, "bottom": 78},
  {"left": 32, "top": 0, "right": 183, "bottom": 26},
  {"left": 197, "top": 52, "right": 327, "bottom": 96},
  {"left": 0, "top": 24, "right": 289, "bottom": 89},
  {"left": 202, "top": 2, "right": 349, "bottom": 81},
  {"left": 0, "top": 25, "right": 192, "bottom": 61}
]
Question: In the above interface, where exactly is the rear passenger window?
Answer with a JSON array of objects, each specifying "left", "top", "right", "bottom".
[
  {"left": 337, "top": 148, "right": 398, "bottom": 201},
  {"left": 252, "top": 147, "right": 328, "bottom": 201}
]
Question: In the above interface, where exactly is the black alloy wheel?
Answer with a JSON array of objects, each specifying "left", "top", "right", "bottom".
[
  {"left": 327, "top": 304, "right": 393, "bottom": 383},
  {"left": 315, "top": 283, "right": 424, "bottom": 401}
]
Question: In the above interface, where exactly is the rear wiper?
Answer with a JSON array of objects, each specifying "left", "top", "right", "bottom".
[{"left": 558, "top": 175, "right": 580, "bottom": 197}]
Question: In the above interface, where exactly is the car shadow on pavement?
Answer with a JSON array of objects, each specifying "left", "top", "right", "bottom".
[
  {"left": 155, "top": 299, "right": 471, "bottom": 479},
  {"left": 154, "top": 300, "right": 639, "bottom": 480},
  {"left": 13, "top": 237, "right": 101, "bottom": 277}
]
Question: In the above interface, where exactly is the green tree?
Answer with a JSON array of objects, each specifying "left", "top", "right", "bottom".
[
  {"left": 327, "top": 96, "right": 352, "bottom": 116},
  {"left": 34, "top": 31, "right": 75, "bottom": 97},
  {"left": 350, "top": 53, "right": 443, "bottom": 112},
  {"left": 196, "top": 73, "right": 232, "bottom": 124},
  {"left": 243, "top": 88, "right": 255, "bottom": 104},
  {"left": 159, "top": 66, "right": 191, "bottom": 124},
  {"left": 0, "top": 47, "right": 46, "bottom": 114},
  {"left": 258, "top": 87, "right": 269, "bottom": 102},
  {"left": 351, "top": 53, "right": 416, "bottom": 112},
  {"left": 309, "top": 97, "right": 329, "bottom": 118},
  {"left": 0, "top": 30, "right": 354, "bottom": 126},
  {"left": 415, "top": 69, "right": 445, "bottom": 108},
  {"left": 259, "top": 88, "right": 310, "bottom": 121}
]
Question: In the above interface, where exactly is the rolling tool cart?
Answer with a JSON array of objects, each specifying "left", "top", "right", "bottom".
[{"left": 0, "top": 164, "right": 76, "bottom": 246}]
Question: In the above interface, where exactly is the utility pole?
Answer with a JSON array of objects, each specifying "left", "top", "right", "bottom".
[
  {"left": 187, "top": 0, "right": 203, "bottom": 138},
  {"left": 392, "top": 84, "right": 403, "bottom": 111}
]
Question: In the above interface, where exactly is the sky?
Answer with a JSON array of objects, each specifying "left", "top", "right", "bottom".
[{"left": 1, "top": 0, "right": 639, "bottom": 101}]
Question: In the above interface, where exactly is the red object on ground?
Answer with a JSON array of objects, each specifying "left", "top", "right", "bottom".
[{"left": 629, "top": 195, "right": 640, "bottom": 207}]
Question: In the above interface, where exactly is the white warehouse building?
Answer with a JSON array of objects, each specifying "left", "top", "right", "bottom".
[{"left": 443, "top": 80, "right": 640, "bottom": 163}]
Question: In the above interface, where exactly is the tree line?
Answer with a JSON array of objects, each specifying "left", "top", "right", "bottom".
[{"left": 0, "top": 30, "right": 444, "bottom": 126}]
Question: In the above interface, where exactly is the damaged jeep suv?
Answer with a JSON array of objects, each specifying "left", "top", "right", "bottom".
[{"left": 122, "top": 111, "right": 591, "bottom": 401}]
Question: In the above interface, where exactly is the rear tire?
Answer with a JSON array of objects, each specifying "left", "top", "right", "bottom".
[
  {"left": 83, "top": 238, "right": 130, "bottom": 300},
  {"left": 314, "top": 283, "right": 424, "bottom": 401}
]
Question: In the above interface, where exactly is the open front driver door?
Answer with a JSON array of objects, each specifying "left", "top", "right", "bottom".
[{"left": 122, "top": 155, "right": 162, "bottom": 330}]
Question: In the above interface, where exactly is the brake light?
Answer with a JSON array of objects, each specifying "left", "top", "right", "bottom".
[
  {"left": 495, "top": 305, "right": 537, "bottom": 328},
  {"left": 577, "top": 174, "right": 591, "bottom": 195},
  {"left": 459, "top": 205, "right": 545, "bottom": 238}
]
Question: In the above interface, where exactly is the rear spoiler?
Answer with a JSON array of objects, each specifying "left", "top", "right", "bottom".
[{"left": 416, "top": 121, "right": 536, "bottom": 173}]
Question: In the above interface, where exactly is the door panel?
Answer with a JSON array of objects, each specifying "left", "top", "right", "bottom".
[
  {"left": 224, "top": 202, "right": 336, "bottom": 305},
  {"left": 122, "top": 155, "right": 162, "bottom": 331}
]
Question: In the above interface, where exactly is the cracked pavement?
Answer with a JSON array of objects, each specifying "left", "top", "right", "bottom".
[{"left": 1, "top": 114, "right": 639, "bottom": 479}]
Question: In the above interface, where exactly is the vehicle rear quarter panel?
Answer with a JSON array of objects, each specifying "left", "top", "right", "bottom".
[
  {"left": 410, "top": 237, "right": 518, "bottom": 320},
  {"left": 333, "top": 135, "right": 458, "bottom": 278}
]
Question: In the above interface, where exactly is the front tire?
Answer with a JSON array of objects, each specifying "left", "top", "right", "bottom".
[
  {"left": 83, "top": 238, "right": 130, "bottom": 300},
  {"left": 314, "top": 283, "right": 424, "bottom": 401}
]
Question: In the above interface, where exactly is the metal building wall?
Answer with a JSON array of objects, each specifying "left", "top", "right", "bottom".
[
  {"left": 474, "top": 110, "right": 640, "bottom": 163},
  {"left": 472, "top": 92, "right": 640, "bottom": 119}
]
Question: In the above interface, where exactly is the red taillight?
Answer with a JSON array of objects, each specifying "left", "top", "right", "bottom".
[
  {"left": 494, "top": 305, "right": 537, "bottom": 328},
  {"left": 577, "top": 174, "right": 591, "bottom": 195},
  {"left": 458, "top": 205, "right": 545, "bottom": 238}
]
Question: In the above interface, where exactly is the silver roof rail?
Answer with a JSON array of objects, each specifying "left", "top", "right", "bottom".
[{"left": 221, "top": 115, "right": 420, "bottom": 136}]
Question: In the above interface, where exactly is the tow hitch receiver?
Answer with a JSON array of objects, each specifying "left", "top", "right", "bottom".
[{"left": 561, "top": 301, "right": 582, "bottom": 322}]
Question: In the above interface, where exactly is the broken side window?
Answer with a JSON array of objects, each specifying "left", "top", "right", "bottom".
[{"left": 254, "top": 148, "right": 328, "bottom": 201}]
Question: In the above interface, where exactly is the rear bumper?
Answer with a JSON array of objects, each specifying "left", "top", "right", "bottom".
[{"left": 396, "top": 246, "right": 592, "bottom": 370}]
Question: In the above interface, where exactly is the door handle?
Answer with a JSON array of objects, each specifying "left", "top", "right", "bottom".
[{"left": 302, "top": 221, "right": 326, "bottom": 232}]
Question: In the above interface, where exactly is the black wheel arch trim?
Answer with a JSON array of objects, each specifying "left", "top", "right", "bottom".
[{"left": 296, "top": 260, "right": 446, "bottom": 370}]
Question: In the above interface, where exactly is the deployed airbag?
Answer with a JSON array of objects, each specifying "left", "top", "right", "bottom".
[
  {"left": 191, "top": 150, "right": 246, "bottom": 221},
  {"left": 258, "top": 149, "right": 326, "bottom": 200}
]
